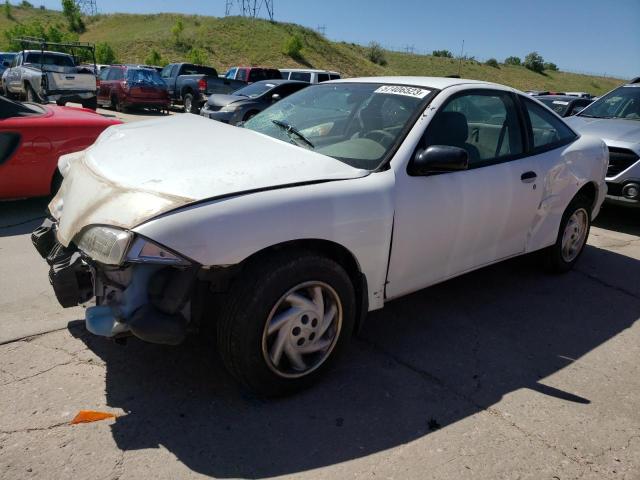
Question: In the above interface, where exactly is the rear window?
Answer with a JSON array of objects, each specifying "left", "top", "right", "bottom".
[
  {"left": 330, "top": 74, "right": 341, "bottom": 80},
  {"left": 127, "top": 68, "right": 166, "bottom": 86},
  {"left": 249, "top": 68, "right": 282, "bottom": 82},
  {"left": 24, "top": 53, "right": 75, "bottom": 68},
  {"left": 290, "top": 72, "right": 312, "bottom": 82},
  {"left": 181, "top": 65, "right": 217, "bottom": 76},
  {"left": 317, "top": 73, "right": 330, "bottom": 83}
]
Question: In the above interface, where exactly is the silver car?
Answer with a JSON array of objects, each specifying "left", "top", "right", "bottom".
[{"left": 566, "top": 79, "right": 640, "bottom": 208}]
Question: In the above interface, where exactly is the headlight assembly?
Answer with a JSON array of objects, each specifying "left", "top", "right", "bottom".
[
  {"left": 220, "top": 104, "right": 240, "bottom": 113},
  {"left": 75, "top": 226, "right": 133, "bottom": 265},
  {"left": 126, "top": 237, "right": 190, "bottom": 266}
]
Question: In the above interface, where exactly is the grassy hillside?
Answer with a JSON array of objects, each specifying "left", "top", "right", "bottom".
[{"left": 0, "top": 5, "right": 624, "bottom": 95}]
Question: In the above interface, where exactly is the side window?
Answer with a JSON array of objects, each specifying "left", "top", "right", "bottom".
[
  {"left": 424, "top": 91, "right": 524, "bottom": 166},
  {"left": 99, "top": 68, "right": 110, "bottom": 80},
  {"left": 236, "top": 69, "right": 248, "bottom": 82},
  {"left": 317, "top": 73, "right": 330, "bottom": 83},
  {"left": 280, "top": 71, "right": 289, "bottom": 79},
  {"left": 160, "top": 65, "right": 171, "bottom": 78},
  {"left": 329, "top": 74, "right": 341, "bottom": 80},
  {"left": 290, "top": 72, "right": 311, "bottom": 82},
  {"left": 225, "top": 68, "right": 237, "bottom": 79},
  {"left": 523, "top": 98, "right": 576, "bottom": 150}
]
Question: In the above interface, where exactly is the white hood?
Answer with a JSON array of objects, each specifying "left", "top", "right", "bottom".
[{"left": 51, "top": 114, "right": 368, "bottom": 246}]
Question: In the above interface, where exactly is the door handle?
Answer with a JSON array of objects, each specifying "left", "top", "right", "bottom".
[{"left": 521, "top": 171, "right": 537, "bottom": 183}]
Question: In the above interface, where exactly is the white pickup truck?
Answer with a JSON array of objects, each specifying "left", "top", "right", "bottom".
[{"left": 4, "top": 49, "right": 97, "bottom": 109}]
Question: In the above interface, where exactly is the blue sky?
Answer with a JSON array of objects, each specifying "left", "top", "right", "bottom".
[{"left": 35, "top": 0, "right": 640, "bottom": 79}]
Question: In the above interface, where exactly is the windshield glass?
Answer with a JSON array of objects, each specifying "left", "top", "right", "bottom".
[
  {"left": 539, "top": 98, "right": 570, "bottom": 116},
  {"left": 233, "top": 82, "right": 277, "bottom": 98},
  {"left": 243, "top": 83, "right": 432, "bottom": 170},
  {"left": 25, "top": 53, "right": 75, "bottom": 67},
  {"left": 579, "top": 85, "right": 640, "bottom": 120},
  {"left": 127, "top": 68, "right": 165, "bottom": 86}
]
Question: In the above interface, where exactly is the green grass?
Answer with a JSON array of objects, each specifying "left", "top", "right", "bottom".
[{"left": 0, "top": 5, "right": 624, "bottom": 95}]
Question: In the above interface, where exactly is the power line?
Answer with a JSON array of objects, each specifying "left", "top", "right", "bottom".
[
  {"left": 75, "top": 0, "right": 97, "bottom": 16},
  {"left": 224, "top": 0, "right": 274, "bottom": 21}
]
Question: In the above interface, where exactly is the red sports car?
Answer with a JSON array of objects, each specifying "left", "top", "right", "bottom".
[{"left": 0, "top": 97, "right": 121, "bottom": 199}]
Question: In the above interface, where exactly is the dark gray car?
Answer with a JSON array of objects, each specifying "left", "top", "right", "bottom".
[{"left": 200, "top": 79, "right": 309, "bottom": 125}]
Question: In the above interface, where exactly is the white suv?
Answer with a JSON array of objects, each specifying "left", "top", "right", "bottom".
[{"left": 280, "top": 68, "right": 341, "bottom": 83}]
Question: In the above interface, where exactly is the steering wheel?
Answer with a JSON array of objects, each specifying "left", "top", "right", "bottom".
[{"left": 363, "top": 129, "right": 396, "bottom": 146}]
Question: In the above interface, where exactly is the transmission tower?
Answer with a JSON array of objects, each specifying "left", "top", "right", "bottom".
[
  {"left": 225, "top": 0, "right": 274, "bottom": 21},
  {"left": 317, "top": 25, "right": 326, "bottom": 36},
  {"left": 75, "top": 0, "right": 97, "bottom": 16}
]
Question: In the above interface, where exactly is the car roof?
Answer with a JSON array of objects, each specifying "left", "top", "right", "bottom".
[
  {"left": 22, "top": 50, "right": 72, "bottom": 56},
  {"left": 250, "top": 79, "right": 308, "bottom": 85},
  {"left": 281, "top": 68, "right": 340, "bottom": 74},
  {"left": 333, "top": 76, "right": 510, "bottom": 91},
  {"left": 537, "top": 95, "right": 586, "bottom": 101}
]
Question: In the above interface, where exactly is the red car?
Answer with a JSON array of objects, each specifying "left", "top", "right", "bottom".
[
  {"left": 0, "top": 97, "right": 121, "bottom": 199},
  {"left": 97, "top": 65, "right": 170, "bottom": 112}
]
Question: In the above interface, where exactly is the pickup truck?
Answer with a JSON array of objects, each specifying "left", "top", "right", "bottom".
[
  {"left": 4, "top": 49, "right": 97, "bottom": 109},
  {"left": 160, "top": 63, "right": 246, "bottom": 114}
]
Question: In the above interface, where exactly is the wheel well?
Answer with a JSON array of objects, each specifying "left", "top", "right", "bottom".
[
  {"left": 243, "top": 110, "right": 260, "bottom": 121},
  {"left": 181, "top": 88, "right": 194, "bottom": 99},
  {"left": 576, "top": 182, "right": 598, "bottom": 214},
  {"left": 239, "top": 239, "right": 368, "bottom": 331}
]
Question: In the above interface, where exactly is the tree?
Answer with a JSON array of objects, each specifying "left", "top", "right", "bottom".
[
  {"left": 524, "top": 51, "right": 545, "bottom": 73},
  {"left": 145, "top": 49, "right": 166, "bottom": 67},
  {"left": 504, "top": 56, "right": 521, "bottom": 66},
  {"left": 282, "top": 35, "right": 303, "bottom": 59},
  {"left": 432, "top": 49, "right": 453, "bottom": 58},
  {"left": 21, "top": 1, "right": 34, "bottom": 7},
  {"left": 186, "top": 47, "right": 207, "bottom": 65},
  {"left": 171, "top": 18, "right": 184, "bottom": 46},
  {"left": 485, "top": 58, "right": 499, "bottom": 68},
  {"left": 95, "top": 42, "right": 116, "bottom": 64},
  {"left": 61, "top": 0, "right": 85, "bottom": 33},
  {"left": 4, "top": 0, "right": 12, "bottom": 19},
  {"left": 543, "top": 62, "right": 558, "bottom": 72},
  {"left": 367, "top": 41, "right": 387, "bottom": 66}
]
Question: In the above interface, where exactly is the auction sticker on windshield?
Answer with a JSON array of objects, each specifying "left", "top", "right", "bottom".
[{"left": 374, "top": 85, "right": 431, "bottom": 99}]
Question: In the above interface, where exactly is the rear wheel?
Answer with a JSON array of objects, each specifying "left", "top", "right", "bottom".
[
  {"left": 81, "top": 97, "right": 97, "bottom": 110},
  {"left": 216, "top": 251, "right": 356, "bottom": 396},
  {"left": 243, "top": 110, "right": 259, "bottom": 122},
  {"left": 543, "top": 194, "right": 591, "bottom": 273},
  {"left": 112, "top": 94, "right": 125, "bottom": 112},
  {"left": 183, "top": 92, "right": 196, "bottom": 114}
]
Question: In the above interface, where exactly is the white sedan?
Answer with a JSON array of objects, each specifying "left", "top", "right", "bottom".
[{"left": 33, "top": 77, "right": 608, "bottom": 395}]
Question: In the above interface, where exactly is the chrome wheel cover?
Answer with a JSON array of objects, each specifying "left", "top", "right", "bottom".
[
  {"left": 261, "top": 281, "right": 342, "bottom": 378},
  {"left": 561, "top": 208, "right": 588, "bottom": 263}
]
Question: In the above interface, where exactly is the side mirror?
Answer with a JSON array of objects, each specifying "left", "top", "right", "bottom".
[
  {"left": 409, "top": 145, "right": 469, "bottom": 176},
  {"left": 271, "top": 93, "right": 281, "bottom": 102}
]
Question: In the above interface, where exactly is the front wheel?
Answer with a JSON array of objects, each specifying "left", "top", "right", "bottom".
[
  {"left": 543, "top": 194, "right": 591, "bottom": 273},
  {"left": 216, "top": 251, "right": 356, "bottom": 396},
  {"left": 25, "top": 84, "right": 39, "bottom": 103}
]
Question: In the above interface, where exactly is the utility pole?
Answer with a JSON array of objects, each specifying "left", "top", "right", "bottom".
[
  {"left": 317, "top": 25, "right": 326, "bottom": 36},
  {"left": 457, "top": 39, "right": 465, "bottom": 76},
  {"left": 404, "top": 44, "right": 414, "bottom": 54}
]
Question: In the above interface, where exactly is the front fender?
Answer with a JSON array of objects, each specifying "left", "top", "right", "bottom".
[{"left": 133, "top": 172, "right": 396, "bottom": 310}]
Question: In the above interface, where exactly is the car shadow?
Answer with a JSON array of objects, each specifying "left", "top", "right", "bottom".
[
  {"left": 71, "top": 244, "right": 640, "bottom": 479},
  {"left": 0, "top": 197, "right": 48, "bottom": 237},
  {"left": 593, "top": 204, "right": 640, "bottom": 236}
]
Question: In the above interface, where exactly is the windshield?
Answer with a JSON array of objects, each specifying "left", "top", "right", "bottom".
[
  {"left": 233, "top": 82, "right": 277, "bottom": 98},
  {"left": 243, "top": 83, "right": 433, "bottom": 170},
  {"left": 578, "top": 85, "right": 640, "bottom": 120},
  {"left": 539, "top": 98, "right": 570, "bottom": 116},
  {"left": 127, "top": 69, "right": 166, "bottom": 86},
  {"left": 25, "top": 53, "right": 75, "bottom": 67}
]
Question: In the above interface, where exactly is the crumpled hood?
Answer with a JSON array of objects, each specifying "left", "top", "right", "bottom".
[
  {"left": 51, "top": 114, "right": 368, "bottom": 246},
  {"left": 207, "top": 94, "right": 245, "bottom": 107},
  {"left": 566, "top": 116, "right": 640, "bottom": 147}
]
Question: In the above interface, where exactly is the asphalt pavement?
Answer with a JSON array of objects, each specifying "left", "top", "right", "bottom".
[{"left": 0, "top": 108, "right": 638, "bottom": 479}]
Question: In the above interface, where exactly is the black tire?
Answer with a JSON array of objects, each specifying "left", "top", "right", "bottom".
[
  {"left": 81, "top": 97, "right": 98, "bottom": 110},
  {"left": 25, "top": 84, "right": 39, "bottom": 103},
  {"left": 112, "top": 94, "right": 124, "bottom": 112},
  {"left": 243, "top": 110, "right": 259, "bottom": 122},
  {"left": 543, "top": 194, "right": 592, "bottom": 273},
  {"left": 217, "top": 250, "right": 356, "bottom": 396},
  {"left": 183, "top": 92, "right": 197, "bottom": 114}
]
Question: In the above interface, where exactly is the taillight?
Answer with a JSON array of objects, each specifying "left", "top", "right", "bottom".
[
  {"left": 198, "top": 78, "right": 207, "bottom": 92},
  {"left": 95, "top": 77, "right": 100, "bottom": 89}
]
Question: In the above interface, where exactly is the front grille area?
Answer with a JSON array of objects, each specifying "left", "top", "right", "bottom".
[{"left": 607, "top": 147, "right": 639, "bottom": 178}]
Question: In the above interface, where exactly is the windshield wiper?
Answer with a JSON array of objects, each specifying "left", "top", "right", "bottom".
[{"left": 272, "top": 119, "right": 315, "bottom": 149}]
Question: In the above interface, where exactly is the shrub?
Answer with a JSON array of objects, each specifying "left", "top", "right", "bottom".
[
  {"left": 544, "top": 62, "right": 558, "bottom": 71},
  {"left": 4, "top": 20, "right": 79, "bottom": 50},
  {"left": 4, "top": 0, "right": 12, "bottom": 19},
  {"left": 186, "top": 47, "right": 207, "bottom": 65},
  {"left": 282, "top": 34, "right": 303, "bottom": 59},
  {"left": 21, "top": 1, "right": 34, "bottom": 6},
  {"left": 504, "top": 56, "right": 521, "bottom": 66},
  {"left": 367, "top": 41, "right": 387, "bottom": 66},
  {"left": 432, "top": 49, "right": 453, "bottom": 58},
  {"left": 524, "top": 51, "right": 545, "bottom": 73},
  {"left": 145, "top": 49, "right": 166, "bottom": 67},
  {"left": 95, "top": 42, "right": 116, "bottom": 64},
  {"left": 62, "top": 0, "right": 85, "bottom": 33},
  {"left": 485, "top": 58, "right": 499, "bottom": 68},
  {"left": 171, "top": 18, "right": 184, "bottom": 46}
]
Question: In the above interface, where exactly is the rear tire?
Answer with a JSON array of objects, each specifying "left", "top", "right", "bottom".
[
  {"left": 112, "top": 94, "right": 124, "bottom": 112},
  {"left": 543, "top": 194, "right": 591, "bottom": 273},
  {"left": 216, "top": 251, "right": 356, "bottom": 397},
  {"left": 183, "top": 92, "right": 199, "bottom": 114},
  {"left": 81, "top": 97, "right": 97, "bottom": 110}
]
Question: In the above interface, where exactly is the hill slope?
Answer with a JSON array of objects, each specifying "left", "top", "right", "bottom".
[{"left": 0, "top": 5, "right": 624, "bottom": 95}]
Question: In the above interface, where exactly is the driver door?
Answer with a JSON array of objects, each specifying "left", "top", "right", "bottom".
[{"left": 386, "top": 89, "right": 543, "bottom": 299}]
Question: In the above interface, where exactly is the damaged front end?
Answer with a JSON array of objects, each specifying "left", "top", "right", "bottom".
[{"left": 32, "top": 219, "right": 198, "bottom": 345}]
